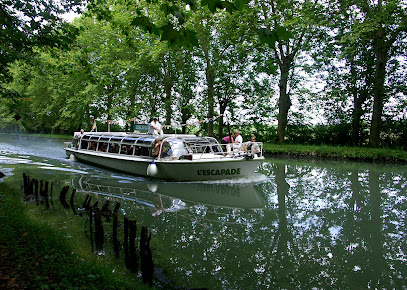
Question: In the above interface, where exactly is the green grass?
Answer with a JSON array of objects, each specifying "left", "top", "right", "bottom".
[
  {"left": 263, "top": 144, "right": 407, "bottom": 163},
  {"left": 0, "top": 183, "right": 148, "bottom": 289}
]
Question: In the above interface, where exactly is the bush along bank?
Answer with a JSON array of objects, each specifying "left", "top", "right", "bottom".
[{"left": 262, "top": 144, "right": 407, "bottom": 163}]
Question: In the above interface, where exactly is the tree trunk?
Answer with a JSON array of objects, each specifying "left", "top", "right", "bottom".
[
  {"left": 218, "top": 101, "right": 227, "bottom": 141},
  {"left": 206, "top": 64, "right": 215, "bottom": 137},
  {"left": 277, "top": 64, "right": 291, "bottom": 144},
  {"left": 369, "top": 39, "right": 388, "bottom": 147},
  {"left": 351, "top": 99, "right": 364, "bottom": 146},
  {"left": 163, "top": 74, "right": 173, "bottom": 132}
]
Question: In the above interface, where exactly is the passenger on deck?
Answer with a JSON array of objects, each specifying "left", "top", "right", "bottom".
[
  {"left": 221, "top": 134, "right": 234, "bottom": 144},
  {"left": 243, "top": 136, "right": 260, "bottom": 154},
  {"left": 153, "top": 138, "right": 162, "bottom": 158},
  {"left": 227, "top": 130, "right": 243, "bottom": 154},
  {"left": 149, "top": 117, "right": 163, "bottom": 136}
]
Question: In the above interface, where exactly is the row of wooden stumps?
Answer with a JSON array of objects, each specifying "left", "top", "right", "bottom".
[
  {"left": 22, "top": 173, "right": 154, "bottom": 286},
  {"left": 23, "top": 173, "right": 54, "bottom": 209}
]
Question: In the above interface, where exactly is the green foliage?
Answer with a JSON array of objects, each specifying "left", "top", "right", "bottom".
[
  {"left": 0, "top": 0, "right": 84, "bottom": 81},
  {"left": 263, "top": 144, "right": 407, "bottom": 163}
]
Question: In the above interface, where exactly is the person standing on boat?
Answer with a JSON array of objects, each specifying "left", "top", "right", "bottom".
[
  {"left": 233, "top": 130, "right": 243, "bottom": 144},
  {"left": 150, "top": 117, "right": 163, "bottom": 136},
  {"left": 231, "top": 130, "right": 243, "bottom": 152},
  {"left": 221, "top": 134, "right": 234, "bottom": 144}
]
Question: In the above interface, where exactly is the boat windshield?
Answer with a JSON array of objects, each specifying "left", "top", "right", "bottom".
[
  {"left": 164, "top": 139, "right": 190, "bottom": 157},
  {"left": 183, "top": 137, "right": 223, "bottom": 154}
]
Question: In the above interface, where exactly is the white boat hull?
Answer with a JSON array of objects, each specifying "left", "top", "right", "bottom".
[{"left": 66, "top": 148, "right": 263, "bottom": 181}]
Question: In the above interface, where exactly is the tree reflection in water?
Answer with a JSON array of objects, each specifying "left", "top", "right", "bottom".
[{"left": 4, "top": 157, "right": 406, "bottom": 288}]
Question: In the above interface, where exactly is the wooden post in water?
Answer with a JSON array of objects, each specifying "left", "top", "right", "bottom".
[
  {"left": 140, "top": 226, "right": 154, "bottom": 285},
  {"left": 88, "top": 201, "right": 94, "bottom": 253},
  {"left": 34, "top": 179, "right": 39, "bottom": 205},
  {"left": 101, "top": 200, "right": 112, "bottom": 222},
  {"left": 70, "top": 189, "right": 77, "bottom": 215},
  {"left": 82, "top": 195, "right": 90, "bottom": 210},
  {"left": 93, "top": 202, "right": 104, "bottom": 252},
  {"left": 129, "top": 219, "right": 138, "bottom": 273},
  {"left": 41, "top": 181, "right": 50, "bottom": 210},
  {"left": 50, "top": 182, "right": 54, "bottom": 208},
  {"left": 113, "top": 202, "right": 121, "bottom": 258},
  {"left": 39, "top": 180, "right": 44, "bottom": 204},
  {"left": 124, "top": 216, "right": 129, "bottom": 268},
  {"left": 59, "top": 186, "right": 70, "bottom": 209},
  {"left": 22, "top": 173, "right": 29, "bottom": 196}
]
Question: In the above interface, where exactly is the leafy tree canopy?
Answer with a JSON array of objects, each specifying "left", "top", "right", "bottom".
[{"left": 0, "top": 0, "right": 84, "bottom": 81}]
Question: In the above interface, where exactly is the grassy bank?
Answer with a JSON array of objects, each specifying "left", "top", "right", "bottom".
[
  {"left": 263, "top": 144, "right": 407, "bottom": 163},
  {"left": 0, "top": 183, "right": 147, "bottom": 289}
]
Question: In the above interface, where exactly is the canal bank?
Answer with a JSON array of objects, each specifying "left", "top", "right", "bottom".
[{"left": 0, "top": 182, "right": 148, "bottom": 289}]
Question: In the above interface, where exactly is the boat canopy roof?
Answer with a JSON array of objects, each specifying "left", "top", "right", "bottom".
[{"left": 75, "top": 132, "right": 209, "bottom": 147}]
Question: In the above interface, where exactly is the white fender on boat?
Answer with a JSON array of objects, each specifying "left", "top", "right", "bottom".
[
  {"left": 147, "top": 161, "right": 158, "bottom": 177},
  {"left": 69, "top": 154, "right": 77, "bottom": 161}
]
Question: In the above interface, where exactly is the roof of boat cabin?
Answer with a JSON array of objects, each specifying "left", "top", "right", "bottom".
[{"left": 74, "top": 132, "right": 198, "bottom": 139}]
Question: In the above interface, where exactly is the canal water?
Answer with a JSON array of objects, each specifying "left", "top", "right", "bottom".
[{"left": 0, "top": 134, "right": 406, "bottom": 288}]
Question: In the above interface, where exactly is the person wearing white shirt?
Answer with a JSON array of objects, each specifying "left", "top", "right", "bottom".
[
  {"left": 149, "top": 117, "right": 163, "bottom": 136},
  {"left": 227, "top": 130, "right": 243, "bottom": 154}
]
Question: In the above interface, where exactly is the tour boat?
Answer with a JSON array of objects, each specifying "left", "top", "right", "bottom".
[{"left": 64, "top": 131, "right": 264, "bottom": 181}]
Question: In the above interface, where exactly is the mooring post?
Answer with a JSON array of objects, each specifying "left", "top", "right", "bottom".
[
  {"left": 101, "top": 200, "right": 112, "bottom": 222},
  {"left": 34, "top": 179, "right": 39, "bottom": 205},
  {"left": 93, "top": 202, "right": 104, "bottom": 252},
  {"left": 70, "top": 189, "right": 77, "bottom": 215},
  {"left": 124, "top": 216, "right": 129, "bottom": 268},
  {"left": 88, "top": 202, "right": 94, "bottom": 253},
  {"left": 43, "top": 181, "right": 50, "bottom": 210},
  {"left": 39, "top": 180, "right": 44, "bottom": 204},
  {"left": 129, "top": 219, "right": 138, "bottom": 273},
  {"left": 50, "top": 182, "right": 54, "bottom": 208},
  {"left": 113, "top": 202, "right": 121, "bottom": 258},
  {"left": 140, "top": 226, "right": 154, "bottom": 285},
  {"left": 59, "top": 186, "right": 70, "bottom": 209},
  {"left": 22, "top": 173, "right": 28, "bottom": 196}
]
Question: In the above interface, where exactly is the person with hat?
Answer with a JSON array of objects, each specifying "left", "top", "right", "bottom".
[{"left": 150, "top": 117, "right": 163, "bottom": 136}]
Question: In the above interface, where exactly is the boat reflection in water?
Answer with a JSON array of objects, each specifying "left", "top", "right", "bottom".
[{"left": 71, "top": 174, "right": 266, "bottom": 219}]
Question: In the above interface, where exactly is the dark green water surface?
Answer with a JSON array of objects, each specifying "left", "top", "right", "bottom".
[{"left": 0, "top": 135, "right": 406, "bottom": 288}]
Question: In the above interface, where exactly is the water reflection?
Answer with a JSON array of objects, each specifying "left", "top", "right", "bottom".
[
  {"left": 1, "top": 134, "right": 407, "bottom": 288},
  {"left": 257, "top": 159, "right": 407, "bottom": 289},
  {"left": 72, "top": 175, "right": 266, "bottom": 212}
]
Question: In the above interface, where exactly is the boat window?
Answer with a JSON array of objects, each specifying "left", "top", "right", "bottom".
[
  {"left": 108, "top": 142, "right": 120, "bottom": 153},
  {"left": 89, "top": 141, "right": 97, "bottom": 151},
  {"left": 119, "top": 144, "right": 134, "bottom": 155},
  {"left": 183, "top": 137, "right": 223, "bottom": 154},
  {"left": 136, "top": 138, "right": 155, "bottom": 146},
  {"left": 98, "top": 142, "right": 108, "bottom": 152},
  {"left": 140, "top": 146, "right": 150, "bottom": 156},
  {"left": 123, "top": 137, "right": 138, "bottom": 143},
  {"left": 99, "top": 137, "right": 111, "bottom": 143},
  {"left": 165, "top": 139, "right": 189, "bottom": 157},
  {"left": 80, "top": 135, "right": 90, "bottom": 149}
]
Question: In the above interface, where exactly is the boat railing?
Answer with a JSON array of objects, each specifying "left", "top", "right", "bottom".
[
  {"left": 64, "top": 142, "right": 73, "bottom": 149},
  {"left": 175, "top": 141, "right": 263, "bottom": 160}
]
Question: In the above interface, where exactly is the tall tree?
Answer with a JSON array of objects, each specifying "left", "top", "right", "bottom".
[
  {"left": 328, "top": 0, "right": 407, "bottom": 146},
  {"left": 254, "top": 0, "right": 320, "bottom": 144}
]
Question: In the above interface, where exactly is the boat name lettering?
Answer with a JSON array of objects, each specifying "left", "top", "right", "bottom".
[{"left": 197, "top": 168, "right": 241, "bottom": 176}]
